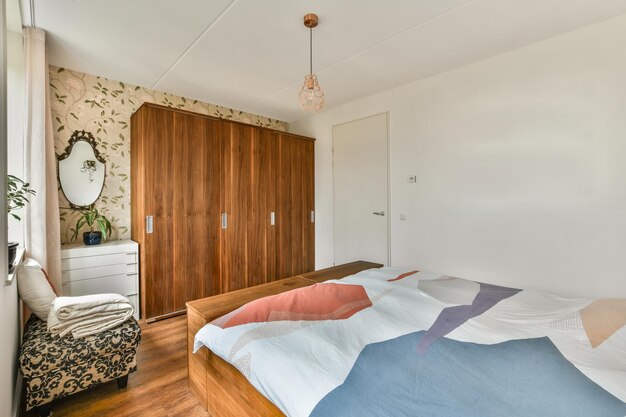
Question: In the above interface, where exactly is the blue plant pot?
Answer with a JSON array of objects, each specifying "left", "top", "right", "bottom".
[{"left": 83, "top": 231, "right": 102, "bottom": 245}]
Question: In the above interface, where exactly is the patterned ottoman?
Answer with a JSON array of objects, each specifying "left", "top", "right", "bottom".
[{"left": 19, "top": 315, "right": 141, "bottom": 416}]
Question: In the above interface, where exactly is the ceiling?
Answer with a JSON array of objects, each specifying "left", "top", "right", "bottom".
[{"left": 21, "top": 0, "right": 626, "bottom": 122}]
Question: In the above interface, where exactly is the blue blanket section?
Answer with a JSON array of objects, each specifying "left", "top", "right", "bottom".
[{"left": 309, "top": 332, "right": 626, "bottom": 417}]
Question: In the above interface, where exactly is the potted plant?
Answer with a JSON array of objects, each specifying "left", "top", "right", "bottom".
[
  {"left": 71, "top": 205, "right": 112, "bottom": 245},
  {"left": 6, "top": 175, "right": 36, "bottom": 268}
]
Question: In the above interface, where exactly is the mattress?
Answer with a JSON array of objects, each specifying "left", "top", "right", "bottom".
[{"left": 194, "top": 267, "right": 626, "bottom": 417}]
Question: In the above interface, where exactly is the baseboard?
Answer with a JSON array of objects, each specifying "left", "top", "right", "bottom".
[{"left": 13, "top": 372, "right": 22, "bottom": 417}]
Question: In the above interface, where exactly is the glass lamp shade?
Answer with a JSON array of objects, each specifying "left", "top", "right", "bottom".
[{"left": 298, "top": 74, "right": 325, "bottom": 113}]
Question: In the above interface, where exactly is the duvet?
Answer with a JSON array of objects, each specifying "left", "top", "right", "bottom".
[{"left": 194, "top": 267, "right": 626, "bottom": 417}]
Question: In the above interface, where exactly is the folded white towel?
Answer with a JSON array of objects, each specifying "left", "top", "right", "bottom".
[
  {"left": 47, "top": 293, "right": 135, "bottom": 338},
  {"left": 52, "top": 293, "right": 131, "bottom": 320},
  {"left": 47, "top": 308, "right": 133, "bottom": 338}
]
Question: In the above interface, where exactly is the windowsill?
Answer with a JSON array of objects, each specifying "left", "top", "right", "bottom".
[{"left": 5, "top": 247, "right": 25, "bottom": 286}]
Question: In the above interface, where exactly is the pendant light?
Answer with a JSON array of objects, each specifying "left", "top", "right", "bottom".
[{"left": 298, "top": 13, "right": 325, "bottom": 113}]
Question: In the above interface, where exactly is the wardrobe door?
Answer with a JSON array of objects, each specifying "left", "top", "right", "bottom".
[
  {"left": 172, "top": 113, "right": 222, "bottom": 311},
  {"left": 259, "top": 129, "right": 278, "bottom": 283},
  {"left": 138, "top": 106, "right": 175, "bottom": 319},
  {"left": 302, "top": 138, "right": 315, "bottom": 272},
  {"left": 276, "top": 133, "right": 315, "bottom": 278},
  {"left": 244, "top": 127, "right": 277, "bottom": 287},
  {"left": 203, "top": 119, "right": 224, "bottom": 297},
  {"left": 220, "top": 123, "right": 277, "bottom": 291},
  {"left": 221, "top": 123, "right": 254, "bottom": 292}
]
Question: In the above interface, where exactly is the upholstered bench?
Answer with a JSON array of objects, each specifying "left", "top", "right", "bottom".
[{"left": 19, "top": 315, "right": 141, "bottom": 417}]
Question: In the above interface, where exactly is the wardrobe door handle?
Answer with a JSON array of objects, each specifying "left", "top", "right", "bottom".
[
  {"left": 270, "top": 212, "right": 275, "bottom": 226},
  {"left": 311, "top": 211, "right": 315, "bottom": 223},
  {"left": 221, "top": 213, "right": 228, "bottom": 229},
  {"left": 146, "top": 216, "right": 154, "bottom": 233}
]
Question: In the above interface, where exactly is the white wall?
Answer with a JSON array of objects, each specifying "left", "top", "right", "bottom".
[
  {"left": 1, "top": 3, "right": 23, "bottom": 415},
  {"left": 291, "top": 14, "right": 626, "bottom": 298},
  {"left": 0, "top": 1, "right": 11, "bottom": 415}
]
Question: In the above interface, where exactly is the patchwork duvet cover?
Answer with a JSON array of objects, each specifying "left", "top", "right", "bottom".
[{"left": 194, "top": 267, "right": 626, "bottom": 417}]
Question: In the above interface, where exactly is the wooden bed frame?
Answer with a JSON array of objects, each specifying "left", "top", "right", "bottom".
[{"left": 186, "top": 261, "right": 382, "bottom": 417}]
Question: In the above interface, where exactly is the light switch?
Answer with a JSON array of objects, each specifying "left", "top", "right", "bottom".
[
  {"left": 400, "top": 214, "right": 406, "bottom": 221},
  {"left": 408, "top": 175, "right": 417, "bottom": 183}
]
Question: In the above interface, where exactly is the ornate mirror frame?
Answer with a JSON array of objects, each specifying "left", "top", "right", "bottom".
[{"left": 57, "top": 130, "right": 107, "bottom": 209}]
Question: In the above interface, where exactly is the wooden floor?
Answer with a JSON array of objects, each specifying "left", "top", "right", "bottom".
[{"left": 25, "top": 315, "right": 211, "bottom": 417}]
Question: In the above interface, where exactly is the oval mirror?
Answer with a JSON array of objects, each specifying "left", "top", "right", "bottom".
[{"left": 57, "top": 130, "right": 106, "bottom": 207}]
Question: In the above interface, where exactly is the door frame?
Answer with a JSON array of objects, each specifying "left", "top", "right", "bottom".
[{"left": 331, "top": 111, "right": 391, "bottom": 266}]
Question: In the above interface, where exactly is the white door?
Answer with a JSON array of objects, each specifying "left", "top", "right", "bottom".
[{"left": 333, "top": 113, "right": 389, "bottom": 265}]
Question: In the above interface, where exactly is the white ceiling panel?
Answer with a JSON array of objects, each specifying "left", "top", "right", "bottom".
[
  {"left": 246, "top": 0, "right": 626, "bottom": 121},
  {"left": 154, "top": 0, "right": 469, "bottom": 111},
  {"left": 31, "top": 0, "right": 234, "bottom": 87},
  {"left": 30, "top": 0, "right": 626, "bottom": 122}
]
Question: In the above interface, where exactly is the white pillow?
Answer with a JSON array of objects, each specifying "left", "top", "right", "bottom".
[{"left": 17, "top": 258, "right": 57, "bottom": 320}]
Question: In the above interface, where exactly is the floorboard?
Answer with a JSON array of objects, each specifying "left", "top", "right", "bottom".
[{"left": 24, "top": 315, "right": 210, "bottom": 417}]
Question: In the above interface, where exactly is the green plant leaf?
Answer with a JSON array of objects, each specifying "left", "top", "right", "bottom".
[
  {"left": 7, "top": 175, "right": 36, "bottom": 220},
  {"left": 70, "top": 205, "right": 114, "bottom": 242}
]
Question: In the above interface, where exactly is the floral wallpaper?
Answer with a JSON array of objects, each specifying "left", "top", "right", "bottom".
[{"left": 49, "top": 66, "right": 288, "bottom": 244}]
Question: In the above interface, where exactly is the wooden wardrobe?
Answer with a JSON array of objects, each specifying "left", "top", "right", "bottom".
[{"left": 131, "top": 103, "right": 314, "bottom": 321}]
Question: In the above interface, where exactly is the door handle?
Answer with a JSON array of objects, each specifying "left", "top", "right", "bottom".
[
  {"left": 372, "top": 211, "right": 385, "bottom": 216},
  {"left": 270, "top": 212, "right": 275, "bottom": 226},
  {"left": 146, "top": 216, "right": 154, "bottom": 233},
  {"left": 221, "top": 213, "right": 228, "bottom": 229}
]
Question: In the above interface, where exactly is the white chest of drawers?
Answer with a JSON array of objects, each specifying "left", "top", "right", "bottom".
[{"left": 61, "top": 240, "right": 140, "bottom": 319}]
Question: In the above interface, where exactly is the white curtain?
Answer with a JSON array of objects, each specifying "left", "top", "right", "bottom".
[{"left": 23, "top": 27, "right": 61, "bottom": 291}]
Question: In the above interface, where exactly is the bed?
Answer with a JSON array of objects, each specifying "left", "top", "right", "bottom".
[{"left": 187, "top": 261, "right": 626, "bottom": 417}]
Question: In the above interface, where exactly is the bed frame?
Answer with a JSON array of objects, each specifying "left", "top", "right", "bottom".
[{"left": 186, "top": 261, "right": 382, "bottom": 417}]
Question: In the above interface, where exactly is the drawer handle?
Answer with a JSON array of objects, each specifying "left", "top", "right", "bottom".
[
  {"left": 126, "top": 273, "right": 138, "bottom": 277},
  {"left": 126, "top": 263, "right": 137, "bottom": 266},
  {"left": 126, "top": 252, "right": 136, "bottom": 255}
]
